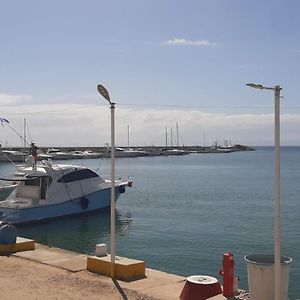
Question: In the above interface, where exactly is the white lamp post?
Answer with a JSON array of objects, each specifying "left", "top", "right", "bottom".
[
  {"left": 97, "top": 84, "right": 116, "bottom": 278},
  {"left": 246, "top": 83, "right": 282, "bottom": 300}
]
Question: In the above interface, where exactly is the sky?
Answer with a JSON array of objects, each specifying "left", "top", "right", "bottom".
[{"left": 0, "top": 0, "right": 300, "bottom": 147}]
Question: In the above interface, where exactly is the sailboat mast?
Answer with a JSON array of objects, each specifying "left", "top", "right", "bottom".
[
  {"left": 176, "top": 122, "right": 179, "bottom": 148},
  {"left": 23, "top": 118, "right": 27, "bottom": 149},
  {"left": 127, "top": 125, "right": 130, "bottom": 148},
  {"left": 165, "top": 127, "right": 168, "bottom": 148}
]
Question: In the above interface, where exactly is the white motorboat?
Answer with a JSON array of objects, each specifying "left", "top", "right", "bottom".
[
  {"left": 82, "top": 150, "right": 102, "bottom": 159},
  {"left": 69, "top": 150, "right": 85, "bottom": 159},
  {"left": 103, "top": 147, "right": 148, "bottom": 158},
  {"left": 0, "top": 161, "right": 130, "bottom": 224},
  {"left": 0, "top": 150, "right": 26, "bottom": 162},
  {"left": 47, "top": 148, "right": 74, "bottom": 160},
  {"left": 159, "top": 148, "right": 189, "bottom": 156}
]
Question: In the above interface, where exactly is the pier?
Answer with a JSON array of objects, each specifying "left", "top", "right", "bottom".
[
  {"left": 0, "top": 144, "right": 255, "bottom": 162},
  {"left": 0, "top": 240, "right": 228, "bottom": 300}
]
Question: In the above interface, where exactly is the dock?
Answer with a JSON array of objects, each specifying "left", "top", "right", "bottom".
[{"left": 0, "top": 241, "right": 229, "bottom": 300}]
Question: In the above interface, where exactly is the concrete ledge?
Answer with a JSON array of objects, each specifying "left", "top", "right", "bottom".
[
  {"left": 87, "top": 255, "right": 146, "bottom": 282},
  {"left": 0, "top": 237, "right": 35, "bottom": 255}
]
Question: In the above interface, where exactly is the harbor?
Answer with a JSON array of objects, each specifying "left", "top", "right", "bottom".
[
  {"left": 0, "top": 147, "right": 299, "bottom": 298},
  {"left": 0, "top": 144, "right": 255, "bottom": 162},
  {"left": 1, "top": 1, "right": 299, "bottom": 298}
]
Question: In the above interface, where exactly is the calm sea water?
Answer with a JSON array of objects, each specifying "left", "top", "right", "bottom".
[{"left": 1, "top": 147, "right": 299, "bottom": 298}]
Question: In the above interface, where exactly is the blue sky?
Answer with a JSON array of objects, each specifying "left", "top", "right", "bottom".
[{"left": 1, "top": 0, "right": 300, "bottom": 146}]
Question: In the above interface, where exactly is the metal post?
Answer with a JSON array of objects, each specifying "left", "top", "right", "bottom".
[
  {"left": 110, "top": 102, "right": 116, "bottom": 278},
  {"left": 246, "top": 82, "right": 283, "bottom": 299},
  {"left": 274, "top": 85, "right": 281, "bottom": 300},
  {"left": 97, "top": 84, "right": 117, "bottom": 278}
]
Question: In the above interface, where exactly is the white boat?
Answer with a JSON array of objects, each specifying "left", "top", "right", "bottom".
[
  {"left": 69, "top": 150, "right": 103, "bottom": 159},
  {"left": 103, "top": 147, "right": 148, "bottom": 158},
  {"left": 82, "top": 150, "right": 102, "bottom": 159},
  {"left": 47, "top": 148, "right": 74, "bottom": 160},
  {"left": 0, "top": 161, "right": 130, "bottom": 224},
  {"left": 0, "top": 150, "right": 26, "bottom": 162},
  {"left": 159, "top": 148, "right": 189, "bottom": 156},
  {"left": 69, "top": 150, "right": 85, "bottom": 159},
  {"left": 210, "top": 146, "right": 233, "bottom": 153}
]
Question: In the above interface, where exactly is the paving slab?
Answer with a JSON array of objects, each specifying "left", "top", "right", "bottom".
[
  {"left": 15, "top": 243, "right": 87, "bottom": 272},
  {"left": 118, "top": 268, "right": 227, "bottom": 300},
  {"left": 13, "top": 242, "right": 231, "bottom": 299}
]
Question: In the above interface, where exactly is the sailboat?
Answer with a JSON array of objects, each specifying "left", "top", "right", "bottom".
[
  {"left": 102, "top": 125, "right": 148, "bottom": 157},
  {"left": 159, "top": 123, "right": 189, "bottom": 156}
]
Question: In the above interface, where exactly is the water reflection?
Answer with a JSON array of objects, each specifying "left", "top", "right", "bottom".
[{"left": 17, "top": 209, "right": 132, "bottom": 255}]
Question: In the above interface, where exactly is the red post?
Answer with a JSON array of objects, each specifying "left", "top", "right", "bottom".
[{"left": 219, "top": 252, "right": 235, "bottom": 297}]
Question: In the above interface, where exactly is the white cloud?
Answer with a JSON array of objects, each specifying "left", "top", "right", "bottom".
[
  {"left": 1, "top": 104, "right": 299, "bottom": 147},
  {"left": 0, "top": 93, "right": 32, "bottom": 106},
  {"left": 163, "top": 38, "right": 216, "bottom": 46}
]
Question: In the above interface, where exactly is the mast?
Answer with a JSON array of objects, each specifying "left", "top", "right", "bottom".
[
  {"left": 23, "top": 118, "right": 27, "bottom": 149},
  {"left": 127, "top": 125, "right": 130, "bottom": 149},
  {"left": 170, "top": 128, "right": 173, "bottom": 147},
  {"left": 165, "top": 127, "right": 168, "bottom": 147},
  {"left": 176, "top": 122, "right": 179, "bottom": 148}
]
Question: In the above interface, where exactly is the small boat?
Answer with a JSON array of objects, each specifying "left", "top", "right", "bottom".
[
  {"left": 159, "top": 148, "right": 189, "bottom": 156},
  {"left": 210, "top": 146, "right": 233, "bottom": 153},
  {"left": 103, "top": 147, "right": 148, "bottom": 158},
  {"left": 69, "top": 150, "right": 85, "bottom": 159},
  {"left": 0, "top": 161, "right": 130, "bottom": 224},
  {"left": 0, "top": 150, "right": 26, "bottom": 162},
  {"left": 47, "top": 148, "right": 74, "bottom": 160},
  {"left": 82, "top": 150, "right": 103, "bottom": 159}
]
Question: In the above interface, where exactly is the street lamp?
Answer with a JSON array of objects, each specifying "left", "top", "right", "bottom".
[
  {"left": 97, "top": 84, "right": 116, "bottom": 278},
  {"left": 246, "top": 83, "right": 282, "bottom": 300}
]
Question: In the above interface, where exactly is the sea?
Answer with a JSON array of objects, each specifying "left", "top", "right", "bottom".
[{"left": 0, "top": 146, "right": 299, "bottom": 299}]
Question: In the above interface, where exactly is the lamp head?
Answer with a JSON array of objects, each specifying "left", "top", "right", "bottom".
[
  {"left": 97, "top": 84, "right": 111, "bottom": 103},
  {"left": 246, "top": 83, "right": 264, "bottom": 90}
]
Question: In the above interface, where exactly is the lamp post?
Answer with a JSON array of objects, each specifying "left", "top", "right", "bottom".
[
  {"left": 97, "top": 84, "right": 116, "bottom": 278},
  {"left": 246, "top": 83, "right": 282, "bottom": 300}
]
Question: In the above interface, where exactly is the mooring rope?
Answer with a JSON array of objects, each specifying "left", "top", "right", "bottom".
[{"left": 236, "top": 290, "right": 251, "bottom": 300}]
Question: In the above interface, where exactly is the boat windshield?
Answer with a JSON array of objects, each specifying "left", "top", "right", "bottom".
[{"left": 57, "top": 169, "right": 99, "bottom": 183}]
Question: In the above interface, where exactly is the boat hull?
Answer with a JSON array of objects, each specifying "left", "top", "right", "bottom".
[{"left": 0, "top": 186, "right": 124, "bottom": 224}]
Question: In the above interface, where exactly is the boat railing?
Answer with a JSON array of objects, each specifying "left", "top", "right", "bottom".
[{"left": 101, "top": 175, "right": 130, "bottom": 184}]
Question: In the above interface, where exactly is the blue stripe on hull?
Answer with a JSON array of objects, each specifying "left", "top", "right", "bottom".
[{"left": 1, "top": 187, "right": 123, "bottom": 224}]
